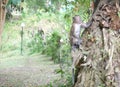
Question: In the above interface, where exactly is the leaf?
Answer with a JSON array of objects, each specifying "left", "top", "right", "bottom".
[{"left": 55, "top": 69, "right": 64, "bottom": 74}]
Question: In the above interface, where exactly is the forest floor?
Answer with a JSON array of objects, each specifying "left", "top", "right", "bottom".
[{"left": 0, "top": 53, "right": 61, "bottom": 87}]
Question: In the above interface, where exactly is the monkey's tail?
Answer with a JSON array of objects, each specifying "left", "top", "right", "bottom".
[{"left": 72, "top": 67, "right": 75, "bottom": 86}]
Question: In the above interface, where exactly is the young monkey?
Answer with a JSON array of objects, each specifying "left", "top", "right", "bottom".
[
  {"left": 69, "top": 15, "right": 92, "bottom": 51},
  {"left": 70, "top": 15, "right": 92, "bottom": 85}
]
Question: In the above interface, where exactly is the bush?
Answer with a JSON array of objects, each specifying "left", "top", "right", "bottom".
[
  {"left": 43, "top": 31, "right": 61, "bottom": 63},
  {"left": 27, "top": 30, "right": 44, "bottom": 54}
]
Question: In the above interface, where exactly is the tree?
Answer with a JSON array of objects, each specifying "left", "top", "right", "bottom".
[
  {"left": 0, "top": 0, "right": 23, "bottom": 43},
  {"left": 0, "top": 0, "right": 8, "bottom": 43},
  {"left": 74, "top": 0, "right": 120, "bottom": 87}
]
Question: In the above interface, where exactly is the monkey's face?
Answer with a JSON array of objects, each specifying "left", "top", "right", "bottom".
[{"left": 73, "top": 15, "right": 82, "bottom": 24}]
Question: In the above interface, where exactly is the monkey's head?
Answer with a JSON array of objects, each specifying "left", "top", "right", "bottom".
[{"left": 73, "top": 15, "right": 82, "bottom": 23}]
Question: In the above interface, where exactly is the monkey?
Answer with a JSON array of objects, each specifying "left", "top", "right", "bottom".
[
  {"left": 69, "top": 15, "right": 92, "bottom": 51},
  {"left": 69, "top": 15, "right": 93, "bottom": 85}
]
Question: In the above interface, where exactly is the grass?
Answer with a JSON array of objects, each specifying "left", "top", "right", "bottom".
[{"left": 0, "top": 53, "right": 61, "bottom": 87}]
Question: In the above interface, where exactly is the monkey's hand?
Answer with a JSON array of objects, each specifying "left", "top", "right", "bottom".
[
  {"left": 81, "top": 58, "right": 92, "bottom": 67},
  {"left": 87, "top": 19, "right": 93, "bottom": 27},
  {"left": 81, "top": 20, "right": 92, "bottom": 28}
]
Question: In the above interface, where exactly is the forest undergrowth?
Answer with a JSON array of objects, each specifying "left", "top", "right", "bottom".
[{"left": 0, "top": 11, "right": 73, "bottom": 87}]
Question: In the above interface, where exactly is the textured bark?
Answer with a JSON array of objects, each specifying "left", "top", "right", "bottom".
[
  {"left": 0, "top": 0, "right": 8, "bottom": 43},
  {"left": 74, "top": 0, "right": 120, "bottom": 87}
]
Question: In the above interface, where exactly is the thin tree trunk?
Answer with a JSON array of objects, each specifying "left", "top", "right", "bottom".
[{"left": 0, "top": 0, "right": 8, "bottom": 43}]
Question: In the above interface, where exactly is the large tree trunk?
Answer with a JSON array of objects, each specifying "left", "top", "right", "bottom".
[
  {"left": 74, "top": 0, "right": 120, "bottom": 87},
  {"left": 0, "top": 0, "right": 8, "bottom": 43}
]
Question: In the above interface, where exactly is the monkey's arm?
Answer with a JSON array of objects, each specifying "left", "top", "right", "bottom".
[
  {"left": 81, "top": 21, "right": 92, "bottom": 28},
  {"left": 70, "top": 24, "right": 77, "bottom": 38},
  {"left": 81, "top": 18, "right": 93, "bottom": 28}
]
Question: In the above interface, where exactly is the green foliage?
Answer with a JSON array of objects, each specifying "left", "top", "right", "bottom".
[
  {"left": 8, "top": 0, "right": 22, "bottom": 5},
  {"left": 98, "top": 84, "right": 106, "bottom": 87},
  {"left": 26, "top": 0, "right": 46, "bottom": 12},
  {"left": 118, "top": 11, "right": 120, "bottom": 17},
  {"left": 55, "top": 68, "right": 65, "bottom": 75},
  {"left": 44, "top": 31, "right": 61, "bottom": 63},
  {"left": 45, "top": 69, "right": 73, "bottom": 87},
  {"left": 1, "top": 21, "right": 21, "bottom": 52},
  {"left": 27, "top": 31, "right": 44, "bottom": 54},
  {"left": 60, "top": 43, "right": 71, "bottom": 65}
]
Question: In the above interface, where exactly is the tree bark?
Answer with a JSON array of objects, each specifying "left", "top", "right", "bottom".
[
  {"left": 0, "top": 0, "right": 8, "bottom": 43},
  {"left": 74, "top": 0, "right": 120, "bottom": 87}
]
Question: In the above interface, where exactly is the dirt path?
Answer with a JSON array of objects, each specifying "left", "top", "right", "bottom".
[{"left": 0, "top": 54, "right": 60, "bottom": 87}]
